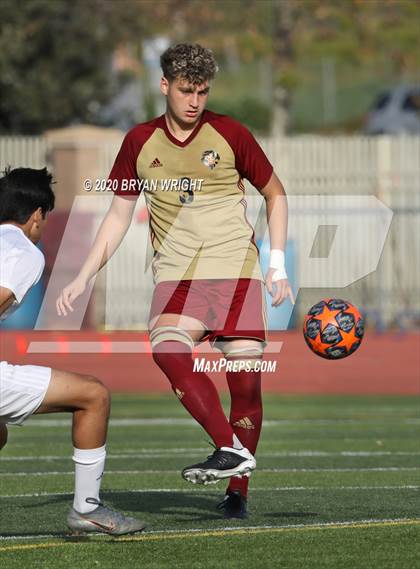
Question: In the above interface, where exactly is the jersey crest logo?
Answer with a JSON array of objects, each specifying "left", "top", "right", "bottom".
[
  {"left": 149, "top": 158, "right": 163, "bottom": 168},
  {"left": 201, "top": 150, "right": 220, "bottom": 170}
]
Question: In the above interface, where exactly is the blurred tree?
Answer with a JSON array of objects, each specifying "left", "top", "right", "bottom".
[
  {"left": 295, "top": 0, "right": 419, "bottom": 75},
  {"left": 0, "top": 0, "right": 417, "bottom": 134},
  {"left": 0, "top": 0, "right": 273, "bottom": 133},
  {"left": 210, "top": 96, "right": 271, "bottom": 133},
  {"left": 272, "top": 0, "right": 296, "bottom": 134},
  {"left": 143, "top": 0, "right": 419, "bottom": 133},
  {"left": 271, "top": 0, "right": 420, "bottom": 132},
  {"left": 0, "top": 0, "right": 156, "bottom": 133}
]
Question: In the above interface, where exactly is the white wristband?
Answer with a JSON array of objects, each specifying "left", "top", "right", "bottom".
[{"left": 270, "top": 249, "right": 287, "bottom": 281}]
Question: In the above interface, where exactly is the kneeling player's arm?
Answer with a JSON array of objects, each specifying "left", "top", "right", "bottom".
[
  {"left": 78, "top": 195, "right": 137, "bottom": 283},
  {"left": 0, "top": 286, "right": 15, "bottom": 317}
]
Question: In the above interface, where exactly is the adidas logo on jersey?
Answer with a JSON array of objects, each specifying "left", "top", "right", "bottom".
[
  {"left": 233, "top": 417, "right": 255, "bottom": 430},
  {"left": 149, "top": 158, "right": 163, "bottom": 168}
]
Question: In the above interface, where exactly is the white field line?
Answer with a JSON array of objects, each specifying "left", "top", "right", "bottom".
[
  {"left": 1, "top": 486, "right": 419, "bottom": 499},
  {"left": 23, "top": 417, "right": 420, "bottom": 427},
  {"left": 0, "top": 517, "right": 418, "bottom": 542},
  {"left": 1, "top": 450, "right": 419, "bottom": 461},
  {"left": 114, "top": 449, "right": 420, "bottom": 457},
  {"left": 0, "top": 467, "right": 418, "bottom": 477}
]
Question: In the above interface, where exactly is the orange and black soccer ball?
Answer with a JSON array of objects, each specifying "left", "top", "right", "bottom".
[{"left": 303, "top": 299, "right": 365, "bottom": 359}]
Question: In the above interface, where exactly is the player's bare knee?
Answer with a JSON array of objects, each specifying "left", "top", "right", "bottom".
[{"left": 84, "top": 376, "right": 110, "bottom": 412}]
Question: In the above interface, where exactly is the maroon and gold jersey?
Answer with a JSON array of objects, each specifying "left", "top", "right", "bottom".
[{"left": 109, "top": 110, "right": 273, "bottom": 283}]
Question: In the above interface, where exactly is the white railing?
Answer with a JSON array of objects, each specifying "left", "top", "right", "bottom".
[{"left": 0, "top": 136, "right": 49, "bottom": 171}]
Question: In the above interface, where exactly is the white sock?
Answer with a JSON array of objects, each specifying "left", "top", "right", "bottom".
[
  {"left": 72, "top": 445, "right": 106, "bottom": 514},
  {"left": 232, "top": 434, "right": 244, "bottom": 450}
]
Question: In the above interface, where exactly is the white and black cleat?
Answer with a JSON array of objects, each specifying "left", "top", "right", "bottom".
[{"left": 182, "top": 447, "right": 256, "bottom": 485}]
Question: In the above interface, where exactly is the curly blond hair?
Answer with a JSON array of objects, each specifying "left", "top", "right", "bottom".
[{"left": 160, "top": 43, "right": 218, "bottom": 84}]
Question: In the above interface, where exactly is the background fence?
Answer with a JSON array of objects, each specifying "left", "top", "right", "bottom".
[{"left": 1, "top": 134, "right": 419, "bottom": 329}]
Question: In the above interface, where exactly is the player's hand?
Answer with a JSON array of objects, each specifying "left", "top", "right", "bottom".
[
  {"left": 265, "top": 268, "right": 295, "bottom": 307},
  {"left": 56, "top": 276, "right": 87, "bottom": 316}
]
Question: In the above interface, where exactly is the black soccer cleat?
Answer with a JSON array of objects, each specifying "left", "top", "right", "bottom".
[
  {"left": 217, "top": 490, "right": 248, "bottom": 519},
  {"left": 181, "top": 446, "right": 256, "bottom": 485}
]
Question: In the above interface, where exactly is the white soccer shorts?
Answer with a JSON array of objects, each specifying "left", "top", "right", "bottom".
[{"left": 0, "top": 361, "right": 51, "bottom": 425}]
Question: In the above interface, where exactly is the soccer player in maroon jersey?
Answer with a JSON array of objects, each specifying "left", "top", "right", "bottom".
[{"left": 57, "top": 43, "right": 294, "bottom": 519}]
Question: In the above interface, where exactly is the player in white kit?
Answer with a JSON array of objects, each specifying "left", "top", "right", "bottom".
[{"left": 0, "top": 167, "right": 144, "bottom": 535}]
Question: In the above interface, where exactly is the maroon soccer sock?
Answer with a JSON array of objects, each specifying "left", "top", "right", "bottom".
[
  {"left": 226, "top": 366, "right": 263, "bottom": 497},
  {"left": 152, "top": 341, "right": 237, "bottom": 448}
]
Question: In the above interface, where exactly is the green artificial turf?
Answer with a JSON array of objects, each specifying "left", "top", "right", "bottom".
[{"left": 0, "top": 395, "right": 419, "bottom": 568}]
